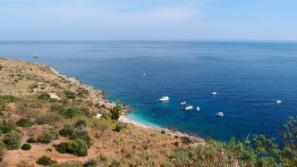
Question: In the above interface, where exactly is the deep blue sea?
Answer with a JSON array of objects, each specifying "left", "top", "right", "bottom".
[{"left": 1, "top": 41, "right": 297, "bottom": 141}]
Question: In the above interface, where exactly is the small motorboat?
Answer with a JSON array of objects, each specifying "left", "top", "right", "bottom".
[
  {"left": 216, "top": 112, "right": 224, "bottom": 117},
  {"left": 211, "top": 91, "right": 218, "bottom": 96},
  {"left": 196, "top": 107, "right": 201, "bottom": 111},
  {"left": 159, "top": 96, "right": 169, "bottom": 102},
  {"left": 180, "top": 102, "right": 187, "bottom": 106},
  {"left": 276, "top": 99, "right": 282, "bottom": 104},
  {"left": 184, "top": 105, "right": 193, "bottom": 111},
  {"left": 143, "top": 73, "right": 147, "bottom": 76}
]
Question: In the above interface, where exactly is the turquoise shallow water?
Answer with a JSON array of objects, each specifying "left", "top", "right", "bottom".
[{"left": 1, "top": 41, "right": 297, "bottom": 140}]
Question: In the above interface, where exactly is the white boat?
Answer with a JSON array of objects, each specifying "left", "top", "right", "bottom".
[
  {"left": 211, "top": 91, "right": 218, "bottom": 96},
  {"left": 184, "top": 105, "right": 193, "bottom": 110},
  {"left": 196, "top": 107, "right": 201, "bottom": 111},
  {"left": 216, "top": 112, "right": 224, "bottom": 117},
  {"left": 180, "top": 102, "right": 187, "bottom": 106},
  {"left": 159, "top": 96, "right": 169, "bottom": 102},
  {"left": 143, "top": 73, "right": 147, "bottom": 76},
  {"left": 276, "top": 99, "right": 282, "bottom": 104}
]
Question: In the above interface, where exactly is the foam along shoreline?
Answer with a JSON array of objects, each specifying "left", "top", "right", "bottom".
[
  {"left": 49, "top": 65, "right": 204, "bottom": 143},
  {"left": 119, "top": 115, "right": 204, "bottom": 143}
]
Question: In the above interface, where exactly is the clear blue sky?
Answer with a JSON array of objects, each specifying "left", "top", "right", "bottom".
[{"left": 1, "top": 0, "right": 297, "bottom": 41}]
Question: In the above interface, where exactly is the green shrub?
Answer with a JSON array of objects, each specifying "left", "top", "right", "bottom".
[
  {"left": 36, "top": 156, "right": 56, "bottom": 166},
  {"left": 64, "top": 90, "right": 76, "bottom": 99},
  {"left": 111, "top": 103, "right": 120, "bottom": 120},
  {"left": 16, "top": 118, "right": 33, "bottom": 127},
  {"left": 50, "top": 104, "right": 64, "bottom": 113},
  {"left": 0, "top": 119, "right": 17, "bottom": 133},
  {"left": 113, "top": 124, "right": 122, "bottom": 132},
  {"left": 38, "top": 93, "right": 50, "bottom": 100},
  {"left": 26, "top": 138, "right": 36, "bottom": 143},
  {"left": 77, "top": 88, "right": 89, "bottom": 98},
  {"left": 36, "top": 113, "right": 60, "bottom": 125},
  {"left": 181, "top": 136, "right": 192, "bottom": 145},
  {"left": 0, "top": 95, "right": 16, "bottom": 103},
  {"left": 21, "top": 143, "right": 31, "bottom": 150},
  {"left": 3, "top": 130, "right": 21, "bottom": 150},
  {"left": 39, "top": 131, "right": 59, "bottom": 143},
  {"left": 54, "top": 139, "right": 88, "bottom": 156},
  {"left": 0, "top": 95, "right": 17, "bottom": 110},
  {"left": 0, "top": 141, "right": 6, "bottom": 162},
  {"left": 74, "top": 131, "right": 91, "bottom": 148},
  {"left": 63, "top": 108, "right": 78, "bottom": 118},
  {"left": 110, "top": 160, "right": 120, "bottom": 167},
  {"left": 99, "top": 155, "right": 108, "bottom": 163},
  {"left": 59, "top": 125, "right": 75, "bottom": 137},
  {"left": 83, "top": 159, "right": 97, "bottom": 167}
]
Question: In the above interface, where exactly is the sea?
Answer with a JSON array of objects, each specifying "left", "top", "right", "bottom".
[{"left": 1, "top": 41, "right": 297, "bottom": 141}]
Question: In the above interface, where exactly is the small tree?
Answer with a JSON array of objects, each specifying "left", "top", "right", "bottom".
[{"left": 111, "top": 103, "right": 121, "bottom": 120}]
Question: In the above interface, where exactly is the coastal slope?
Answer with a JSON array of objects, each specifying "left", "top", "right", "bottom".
[{"left": 0, "top": 58, "right": 203, "bottom": 167}]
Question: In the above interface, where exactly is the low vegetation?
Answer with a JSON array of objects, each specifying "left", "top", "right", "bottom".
[
  {"left": 36, "top": 156, "right": 57, "bottom": 166},
  {"left": 3, "top": 130, "right": 21, "bottom": 150},
  {"left": 21, "top": 143, "right": 31, "bottom": 151}
]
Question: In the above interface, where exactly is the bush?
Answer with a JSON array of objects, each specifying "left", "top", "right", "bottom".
[
  {"left": 83, "top": 159, "right": 97, "bottom": 167},
  {"left": 3, "top": 130, "right": 21, "bottom": 150},
  {"left": 36, "top": 113, "right": 60, "bottom": 125},
  {"left": 54, "top": 139, "right": 89, "bottom": 156},
  {"left": 111, "top": 103, "right": 120, "bottom": 120},
  {"left": 0, "top": 95, "right": 16, "bottom": 103},
  {"left": 0, "top": 119, "right": 17, "bottom": 133},
  {"left": 39, "top": 131, "right": 59, "bottom": 143},
  {"left": 38, "top": 93, "right": 50, "bottom": 100},
  {"left": 64, "top": 90, "right": 76, "bottom": 99},
  {"left": 181, "top": 136, "right": 192, "bottom": 145},
  {"left": 63, "top": 108, "right": 78, "bottom": 118},
  {"left": 113, "top": 124, "right": 122, "bottom": 132},
  {"left": 77, "top": 88, "right": 89, "bottom": 98},
  {"left": 59, "top": 125, "right": 75, "bottom": 138},
  {"left": 74, "top": 131, "right": 91, "bottom": 148},
  {"left": 110, "top": 160, "right": 120, "bottom": 167},
  {"left": 0, "top": 141, "right": 6, "bottom": 162},
  {"left": 21, "top": 143, "right": 31, "bottom": 150},
  {"left": 16, "top": 118, "right": 33, "bottom": 127},
  {"left": 36, "top": 156, "right": 57, "bottom": 166},
  {"left": 26, "top": 138, "right": 36, "bottom": 143},
  {"left": 50, "top": 104, "right": 64, "bottom": 113}
]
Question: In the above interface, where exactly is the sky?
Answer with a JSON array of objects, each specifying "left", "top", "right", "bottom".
[{"left": 0, "top": 0, "right": 297, "bottom": 41}]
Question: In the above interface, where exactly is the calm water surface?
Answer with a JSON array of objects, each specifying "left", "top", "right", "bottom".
[{"left": 1, "top": 41, "right": 297, "bottom": 140}]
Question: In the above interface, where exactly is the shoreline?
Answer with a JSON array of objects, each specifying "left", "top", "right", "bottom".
[
  {"left": 48, "top": 64, "right": 204, "bottom": 143},
  {"left": 119, "top": 115, "right": 204, "bottom": 143}
]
